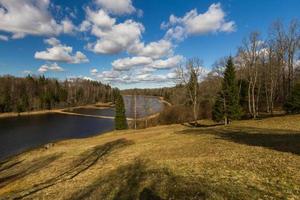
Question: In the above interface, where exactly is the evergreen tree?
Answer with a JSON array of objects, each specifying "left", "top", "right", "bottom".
[
  {"left": 115, "top": 91, "right": 128, "bottom": 130},
  {"left": 212, "top": 92, "right": 224, "bottom": 122},
  {"left": 284, "top": 82, "right": 300, "bottom": 113},
  {"left": 212, "top": 57, "right": 242, "bottom": 124}
]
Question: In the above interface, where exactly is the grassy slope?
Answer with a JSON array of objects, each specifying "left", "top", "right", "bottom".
[{"left": 0, "top": 115, "right": 300, "bottom": 199}]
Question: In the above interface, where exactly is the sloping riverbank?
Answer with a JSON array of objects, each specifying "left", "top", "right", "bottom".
[{"left": 1, "top": 115, "right": 299, "bottom": 199}]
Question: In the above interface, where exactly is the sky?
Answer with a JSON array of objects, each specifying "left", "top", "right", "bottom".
[{"left": 0, "top": 0, "right": 299, "bottom": 89}]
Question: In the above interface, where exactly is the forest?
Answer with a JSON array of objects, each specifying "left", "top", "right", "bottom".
[
  {"left": 0, "top": 75, "right": 114, "bottom": 113},
  {"left": 123, "top": 19, "right": 300, "bottom": 125}
]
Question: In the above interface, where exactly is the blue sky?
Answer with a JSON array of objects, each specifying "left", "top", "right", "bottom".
[{"left": 0, "top": 0, "right": 299, "bottom": 89}]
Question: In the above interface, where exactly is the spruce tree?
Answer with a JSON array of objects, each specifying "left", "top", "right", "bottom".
[
  {"left": 212, "top": 92, "right": 224, "bottom": 122},
  {"left": 114, "top": 91, "right": 128, "bottom": 130},
  {"left": 284, "top": 82, "right": 300, "bottom": 113},
  {"left": 212, "top": 57, "right": 242, "bottom": 124}
]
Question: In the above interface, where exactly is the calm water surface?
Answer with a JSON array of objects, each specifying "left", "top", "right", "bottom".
[
  {"left": 0, "top": 95, "right": 163, "bottom": 160},
  {"left": 68, "top": 96, "right": 164, "bottom": 118},
  {"left": 0, "top": 114, "right": 114, "bottom": 160}
]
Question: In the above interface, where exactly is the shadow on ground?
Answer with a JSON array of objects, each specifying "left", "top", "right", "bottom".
[
  {"left": 0, "top": 154, "right": 62, "bottom": 188},
  {"left": 68, "top": 159, "right": 206, "bottom": 200},
  {"left": 178, "top": 127, "right": 300, "bottom": 155},
  {"left": 0, "top": 138, "right": 133, "bottom": 200}
]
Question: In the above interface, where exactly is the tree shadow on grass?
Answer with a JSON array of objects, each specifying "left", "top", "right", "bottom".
[
  {"left": 0, "top": 153, "right": 62, "bottom": 188},
  {"left": 69, "top": 159, "right": 206, "bottom": 200},
  {"left": 178, "top": 127, "right": 300, "bottom": 155},
  {"left": 1, "top": 138, "right": 133, "bottom": 200}
]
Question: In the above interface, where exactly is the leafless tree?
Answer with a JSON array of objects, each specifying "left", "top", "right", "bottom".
[
  {"left": 176, "top": 58, "right": 205, "bottom": 124},
  {"left": 238, "top": 32, "right": 261, "bottom": 118}
]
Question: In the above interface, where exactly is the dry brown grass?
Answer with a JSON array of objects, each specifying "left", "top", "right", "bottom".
[{"left": 0, "top": 115, "right": 300, "bottom": 199}]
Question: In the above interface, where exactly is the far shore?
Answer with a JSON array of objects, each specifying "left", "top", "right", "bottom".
[
  {"left": 0, "top": 96, "right": 171, "bottom": 121},
  {"left": 0, "top": 102, "right": 114, "bottom": 119}
]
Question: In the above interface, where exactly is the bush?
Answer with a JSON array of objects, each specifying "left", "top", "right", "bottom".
[{"left": 158, "top": 105, "right": 193, "bottom": 125}]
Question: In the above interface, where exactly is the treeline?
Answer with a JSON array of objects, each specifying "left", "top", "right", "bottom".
[
  {"left": 0, "top": 75, "right": 114, "bottom": 113},
  {"left": 123, "top": 19, "right": 300, "bottom": 124}
]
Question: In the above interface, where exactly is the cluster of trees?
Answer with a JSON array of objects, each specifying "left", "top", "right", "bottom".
[
  {"left": 124, "top": 19, "right": 300, "bottom": 125},
  {"left": 0, "top": 75, "right": 114, "bottom": 113}
]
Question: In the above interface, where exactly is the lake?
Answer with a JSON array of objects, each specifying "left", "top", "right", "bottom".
[
  {"left": 0, "top": 96, "right": 164, "bottom": 160},
  {"left": 66, "top": 95, "right": 164, "bottom": 118}
]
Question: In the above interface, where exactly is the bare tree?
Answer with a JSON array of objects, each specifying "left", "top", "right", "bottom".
[
  {"left": 176, "top": 58, "right": 205, "bottom": 125},
  {"left": 239, "top": 32, "right": 261, "bottom": 118},
  {"left": 286, "top": 19, "right": 300, "bottom": 94}
]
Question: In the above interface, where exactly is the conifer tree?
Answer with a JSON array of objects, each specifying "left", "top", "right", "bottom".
[
  {"left": 212, "top": 57, "right": 242, "bottom": 124},
  {"left": 212, "top": 92, "right": 224, "bottom": 122},
  {"left": 114, "top": 91, "right": 128, "bottom": 130},
  {"left": 284, "top": 82, "right": 300, "bottom": 113}
]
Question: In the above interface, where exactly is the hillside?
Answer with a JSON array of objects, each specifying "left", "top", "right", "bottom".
[{"left": 0, "top": 115, "right": 300, "bottom": 199}]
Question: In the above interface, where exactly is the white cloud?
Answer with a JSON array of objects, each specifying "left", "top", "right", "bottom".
[
  {"left": 35, "top": 38, "right": 89, "bottom": 64},
  {"left": 150, "top": 55, "right": 183, "bottom": 69},
  {"left": 112, "top": 55, "right": 183, "bottom": 71},
  {"left": 82, "top": 76, "right": 94, "bottom": 81},
  {"left": 38, "top": 63, "right": 64, "bottom": 73},
  {"left": 128, "top": 39, "right": 173, "bottom": 59},
  {"left": 89, "top": 54, "right": 184, "bottom": 85},
  {"left": 81, "top": 6, "right": 175, "bottom": 58},
  {"left": 88, "top": 19, "right": 144, "bottom": 54},
  {"left": 95, "top": 0, "right": 135, "bottom": 15},
  {"left": 22, "top": 70, "right": 32, "bottom": 75},
  {"left": 95, "top": 70, "right": 121, "bottom": 81},
  {"left": 85, "top": 8, "right": 116, "bottom": 29},
  {"left": 94, "top": 70, "right": 175, "bottom": 84},
  {"left": 163, "top": 3, "right": 235, "bottom": 41},
  {"left": 0, "top": 0, "right": 75, "bottom": 38},
  {"left": 0, "top": 34, "right": 8, "bottom": 41},
  {"left": 90, "top": 68, "right": 99, "bottom": 76},
  {"left": 112, "top": 56, "right": 153, "bottom": 71}
]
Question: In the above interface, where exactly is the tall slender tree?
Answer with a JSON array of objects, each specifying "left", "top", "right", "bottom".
[{"left": 115, "top": 91, "right": 128, "bottom": 130}]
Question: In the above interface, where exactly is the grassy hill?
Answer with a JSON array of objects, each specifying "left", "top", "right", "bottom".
[{"left": 0, "top": 115, "right": 300, "bottom": 199}]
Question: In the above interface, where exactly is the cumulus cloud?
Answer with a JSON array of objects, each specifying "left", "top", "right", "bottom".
[
  {"left": 38, "top": 63, "right": 64, "bottom": 73},
  {"left": 92, "top": 68, "right": 177, "bottom": 84},
  {"left": 34, "top": 38, "right": 89, "bottom": 64},
  {"left": 80, "top": 4, "right": 174, "bottom": 58},
  {"left": 85, "top": 8, "right": 116, "bottom": 29},
  {"left": 0, "top": 0, "right": 75, "bottom": 38},
  {"left": 112, "top": 56, "right": 153, "bottom": 71},
  {"left": 112, "top": 55, "right": 183, "bottom": 71},
  {"left": 95, "top": 0, "right": 135, "bottom": 15},
  {"left": 128, "top": 39, "right": 173, "bottom": 59},
  {"left": 150, "top": 55, "right": 183, "bottom": 69},
  {"left": 90, "top": 54, "right": 183, "bottom": 85},
  {"left": 87, "top": 19, "right": 144, "bottom": 54},
  {"left": 163, "top": 3, "right": 235, "bottom": 41},
  {"left": 90, "top": 68, "right": 99, "bottom": 76}
]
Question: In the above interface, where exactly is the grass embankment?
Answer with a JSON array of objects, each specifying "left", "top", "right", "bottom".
[{"left": 0, "top": 115, "right": 300, "bottom": 199}]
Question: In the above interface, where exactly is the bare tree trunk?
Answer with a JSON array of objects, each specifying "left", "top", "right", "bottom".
[
  {"left": 248, "top": 82, "right": 252, "bottom": 116},
  {"left": 251, "top": 84, "right": 256, "bottom": 119}
]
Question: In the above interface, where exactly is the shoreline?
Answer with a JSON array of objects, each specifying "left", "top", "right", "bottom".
[{"left": 0, "top": 102, "right": 114, "bottom": 119}]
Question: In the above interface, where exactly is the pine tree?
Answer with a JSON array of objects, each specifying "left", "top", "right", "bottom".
[
  {"left": 284, "top": 82, "right": 300, "bottom": 113},
  {"left": 115, "top": 91, "right": 128, "bottom": 130},
  {"left": 212, "top": 57, "right": 242, "bottom": 124},
  {"left": 212, "top": 92, "right": 224, "bottom": 122}
]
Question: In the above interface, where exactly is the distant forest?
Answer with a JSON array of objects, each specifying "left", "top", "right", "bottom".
[
  {"left": 0, "top": 75, "right": 114, "bottom": 113},
  {"left": 124, "top": 19, "right": 300, "bottom": 124}
]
